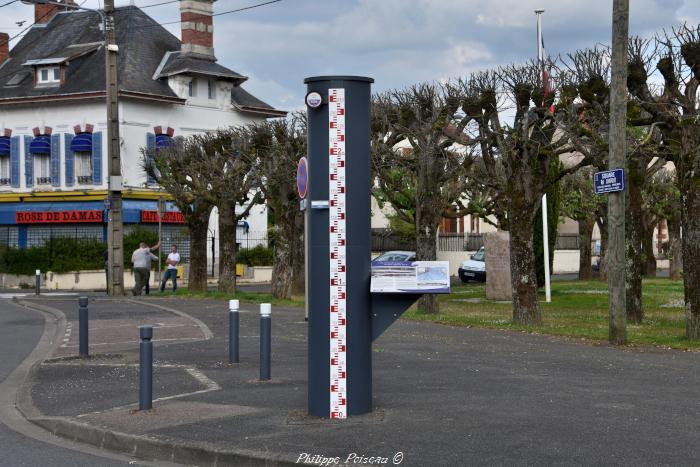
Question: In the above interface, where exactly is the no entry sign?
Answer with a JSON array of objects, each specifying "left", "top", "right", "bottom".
[{"left": 297, "top": 157, "right": 308, "bottom": 198}]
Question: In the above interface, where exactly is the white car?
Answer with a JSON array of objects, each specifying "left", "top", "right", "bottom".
[
  {"left": 372, "top": 251, "right": 416, "bottom": 262},
  {"left": 458, "top": 247, "right": 486, "bottom": 283}
]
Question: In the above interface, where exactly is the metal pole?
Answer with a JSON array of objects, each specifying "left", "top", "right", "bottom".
[
  {"left": 259, "top": 303, "right": 271, "bottom": 380},
  {"left": 542, "top": 194, "right": 551, "bottom": 302},
  {"left": 158, "top": 196, "right": 164, "bottom": 287},
  {"left": 105, "top": 0, "right": 124, "bottom": 296},
  {"left": 139, "top": 325, "right": 153, "bottom": 410},
  {"left": 35, "top": 269, "right": 40, "bottom": 295},
  {"left": 229, "top": 299, "right": 240, "bottom": 363},
  {"left": 536, "top": 10, "right": 552, "bottom": 303},
  {"left": 79, "top": 296, "right": 89, "bottom": 357},
  {"left": 608, "top": 0, "right": 628, "bottom": 344}
]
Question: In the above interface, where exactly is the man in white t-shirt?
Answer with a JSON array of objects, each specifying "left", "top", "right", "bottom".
[{"left": 160, "top": 244, "right": 181, "bottom": 292}]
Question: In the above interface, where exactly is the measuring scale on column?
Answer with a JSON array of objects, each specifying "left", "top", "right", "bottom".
[{"left": 328, "top": 88, "right": 347, "bottom": 419}]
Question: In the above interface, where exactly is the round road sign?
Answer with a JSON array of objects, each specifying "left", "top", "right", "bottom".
[{"left": 297, "top": 157, "right": 308, "bottom": 198}]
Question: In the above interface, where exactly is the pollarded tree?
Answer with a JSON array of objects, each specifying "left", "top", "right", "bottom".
[
  {"left": 462, "top": 64, "right": 593, "bottom": 325},
  {"left": 145, "top": 138, "right": 213, "bottom": 292},
  {"left": 627, "top": 25, "right": 700, "bottom": 338},
  {"left": 371, "top": 82, "right": 476, "bottom": 314},
  {"left": 250, "top": 116, "right": 307, "bottom": 300}
]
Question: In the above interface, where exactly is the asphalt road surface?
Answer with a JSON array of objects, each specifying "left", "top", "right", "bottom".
[{"left": 0, "top": 299, "right": 144, "bottom": 467}]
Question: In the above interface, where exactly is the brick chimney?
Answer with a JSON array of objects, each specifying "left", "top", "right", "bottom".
[
  {"left": 180, "top": 0, "right": 215, "bottom": 60},
  {"left": 0, "top": 33, "right": 8, "bottom": 65},
  {"left": 35, "top": 0, "right": 75, "bottom": 24}
]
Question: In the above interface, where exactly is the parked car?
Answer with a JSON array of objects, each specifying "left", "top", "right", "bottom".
[
  {"left": 372, "top": 251, "right": 417, "bottom": 262},
  {"left": 458, "top": 247, "right": 486, "bottom": 283}
]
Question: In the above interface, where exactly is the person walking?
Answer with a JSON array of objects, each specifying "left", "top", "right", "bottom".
[
  {"left": 160, "top": 244, "right": 180, "bottom": 292},
  {"left": 131, "top": 240, "right": 160, "bottom": 296}
]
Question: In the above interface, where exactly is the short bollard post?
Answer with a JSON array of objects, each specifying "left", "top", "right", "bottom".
[
  {"left": 35, "top": 270, "right": 40, "bottom": 295},
  {"left": 260, "top": 303, "right": 271, "bottom": 381},
  {"left": 229, "top": 299, "right": 240, "bottom": 363},
  {"left": 78, "top": 296, "right": 89, "bottom": 358},
  {"left": 139, "top": 325, "right": 153, "bottom": 410}
]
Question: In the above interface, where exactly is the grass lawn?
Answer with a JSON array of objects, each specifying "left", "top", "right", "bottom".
[
  {"left": 405, "top": 278, "right": 698, "bottom": 350},
  {"left": 162, "top": 278, "right": 696, "bottom": 350},
  {"left": 158, "top": 288, "right": 305, "bottom": 308}
]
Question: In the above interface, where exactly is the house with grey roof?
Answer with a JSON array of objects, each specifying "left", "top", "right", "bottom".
[{"left": 0, "top": 0, "right": 283, "bottom": 258}]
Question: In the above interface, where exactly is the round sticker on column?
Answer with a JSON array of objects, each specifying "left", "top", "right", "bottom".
[
  {"left": 305, "top": 91, "right": 323, "bottom": 109},
  {"left": 297, "top": 157, "right": 308, "bottom": 198}
]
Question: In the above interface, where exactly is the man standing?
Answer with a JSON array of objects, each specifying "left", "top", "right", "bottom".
[
  {"left": 131, "top": 241, "right": 160, "bottom": 296},
  {"left": 160, "top": 244, "right": 180, "bottom": 292}
]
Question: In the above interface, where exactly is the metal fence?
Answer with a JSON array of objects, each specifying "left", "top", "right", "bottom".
[{"left": 371, "top": 229, "right": 415, "bottom": 252}]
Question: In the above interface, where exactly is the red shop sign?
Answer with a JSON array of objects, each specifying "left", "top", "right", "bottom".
[
  {"left": 141, "top": 210, "right": 185, "bottom": 224},
  {"left": 15, "top": 210, "right": 103, "bottom": 224}
]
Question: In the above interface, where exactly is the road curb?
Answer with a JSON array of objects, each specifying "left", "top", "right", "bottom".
[
  {"left": 28, "top": 415, "right": 297, "bottom": 467},
  {"left": 127, "top": 298, "right": 214, "bottom": 340},
  {"left": 11, "top": 297, "right": 298, "bottom": 466}
]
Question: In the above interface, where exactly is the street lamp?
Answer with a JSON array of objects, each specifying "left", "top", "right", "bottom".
[{"left": 22, "top": 0, "right": 125, "bottom": 295}]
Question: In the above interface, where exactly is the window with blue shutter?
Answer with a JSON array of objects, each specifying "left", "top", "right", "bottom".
[
  {"left": 64, "top": 133, "right": 75, "bottom": 187},
  {"left": 10, "top": 136, "right": 20, "bottom": 188},
  {"left": 50, "top": 134, "right": 61, "bottom": 187},
  {"left": 92, "top": 131, "right": 102, "bottom": 185},
  {"left": 24, "top": 136, "right": 33, "bottom": 187},
  {"left": 146, "top": 132, "right": 156, "bottom": 186},
  {"left": 0, "top": 136, "right": 10, "bottom": 186}
]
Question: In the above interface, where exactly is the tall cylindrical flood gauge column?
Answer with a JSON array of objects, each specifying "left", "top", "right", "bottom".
[{"left": 305, "top": 76, "right": 374, "bottom": 418}]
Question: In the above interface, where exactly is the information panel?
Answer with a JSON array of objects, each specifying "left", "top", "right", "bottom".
[{"left": 371, "top": 261, "right": 451, "bottom": 294}]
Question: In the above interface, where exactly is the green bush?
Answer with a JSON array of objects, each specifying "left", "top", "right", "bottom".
[
  {"left": 237, "top": 245, "right": 273, "bottom": 267},
  {"left": 123, "top": 227, "right": 168, "bottom": 269},
  {"left": 0, "top": 237, "right": 105, "bottom": 275}
]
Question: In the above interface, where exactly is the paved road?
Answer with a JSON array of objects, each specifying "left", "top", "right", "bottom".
[{"left": 0, "top": 299, "right": 142, "bottom": 467}]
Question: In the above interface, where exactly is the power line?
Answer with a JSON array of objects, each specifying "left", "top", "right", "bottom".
[
  {"left": 160, "top": 0, "right": 282, "bottom": 25},
  {"left": 0, "top": 0, "right": 19, "bottom": 8}
]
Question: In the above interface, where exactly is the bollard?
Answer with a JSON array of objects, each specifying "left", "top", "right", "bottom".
[
  {"left": 139, "top": 325, "right": 153, "bottom": 410},
  {"left": 35, "top": 269, "right": 40, "bottom": 295},
  {"left": 260, "top": 303, "right": 271, "bottom": 380},
  {"left": 78, "top": 296, "right": 89, "bottom": 357},
  {"left": 229, "top": 299, "right": 240, "bottom": 363}
]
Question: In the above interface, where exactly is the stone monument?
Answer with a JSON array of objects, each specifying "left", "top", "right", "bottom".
[{"left": 485, "top": 231, "right": 512, "bottom": 301}]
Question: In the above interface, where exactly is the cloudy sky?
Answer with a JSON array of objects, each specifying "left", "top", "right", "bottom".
[{"left": 2, "top": 0, "right": 699, "bottom": 111}]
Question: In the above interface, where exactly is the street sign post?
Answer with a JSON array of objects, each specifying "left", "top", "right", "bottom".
[{"left": 594, "top": 169, "right": 625, "bottom": 194}]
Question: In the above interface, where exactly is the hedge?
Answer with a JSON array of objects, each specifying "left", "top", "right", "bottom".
[
  {"left": 237, "top": 245, "right": 273, "bottom": 266},
  {"left": 0, "top": 238, "right": 105, "bottom": 275}
]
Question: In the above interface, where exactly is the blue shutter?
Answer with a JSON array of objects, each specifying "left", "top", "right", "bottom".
[
  {"left": 10, "top": 136, "right": 20, "bottom": 188},
  {"left": 64, "top": 133, "right": 75, "bottom": 187},
  {"left": 92, "top": 131, "right": 102, "bottom": 185},
  {"left": 51, "top": 134, "right": 61, "bottom": 187},
  {"left": 146, "top": 132, "right": 156, "bottom": 186},
  {"left": 24, "top": 136, "right": 33, "bottom": 187}
]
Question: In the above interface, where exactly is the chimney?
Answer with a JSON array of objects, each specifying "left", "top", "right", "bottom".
[
  {"left": 35, "top": 0, "right": 75, "bottom": 25},
  {"left": 0, "top": 33, "right": 8, "bottom": 65},
  {"left": 180, "top": 0, "right": 215, "bottom": 60}
]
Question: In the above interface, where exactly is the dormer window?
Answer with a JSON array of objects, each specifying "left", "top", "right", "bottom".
[
  {"left": 37, "top": 66, "right": 60, "bottom": 84},
  {"left": 188, "top": 78, "right": 196, "bottom": 97},
  {"left": 208, "top": 79, "right": 216, "bottom": 99}
]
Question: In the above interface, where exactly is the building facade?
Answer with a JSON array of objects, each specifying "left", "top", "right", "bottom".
[{"left": 0, "top": 0, "right": 283, "bottom": 259}]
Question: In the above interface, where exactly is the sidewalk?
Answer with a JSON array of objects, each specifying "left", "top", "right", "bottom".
[{"left": 13, "top": 295, "right": 700, "bottom": 466}]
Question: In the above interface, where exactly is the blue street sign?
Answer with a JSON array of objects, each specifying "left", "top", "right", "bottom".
[
  {"left": 297, "top": 156, "right": 308, "bottom": 198},
  {"left": 594, "top": 169, "right": 625, "bottom": 195}
]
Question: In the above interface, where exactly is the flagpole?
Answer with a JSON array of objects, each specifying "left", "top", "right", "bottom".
[{"left": 535, "top": 9, "right": 552, "bottom": 303}]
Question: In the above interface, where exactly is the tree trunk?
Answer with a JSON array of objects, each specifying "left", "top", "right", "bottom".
[
  {"left": 217, "top": 201, "right": 238, "bottom": 294},
  {"left": 271, "top": 221, "right": 294, "bottom": 300},
  {"left": 642, "top": 222, "right": 657, "bottom": 277},
  {"left": 668, "top": 216, "right": 682, "bottom": 280},
  {"left": 187, "top": 202, "right": 212, "bottom": 292},
  {"left": 415, "top": 216, "right": 439, "bottom": 314},
  {"left": 679, "top": 128, "right": 700, "bottom": 339},
  {"left": 578, "top": 219, "right": 594, "bottom": 280},
  {"left": 509, "top": 210, "right": 541, "bottom": 325},
  {"left": 625, "top": 160, "right": 644, "bottom": 323},
  {"left": 291, "top": 214, "right": 306, "bottom": 295}
]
